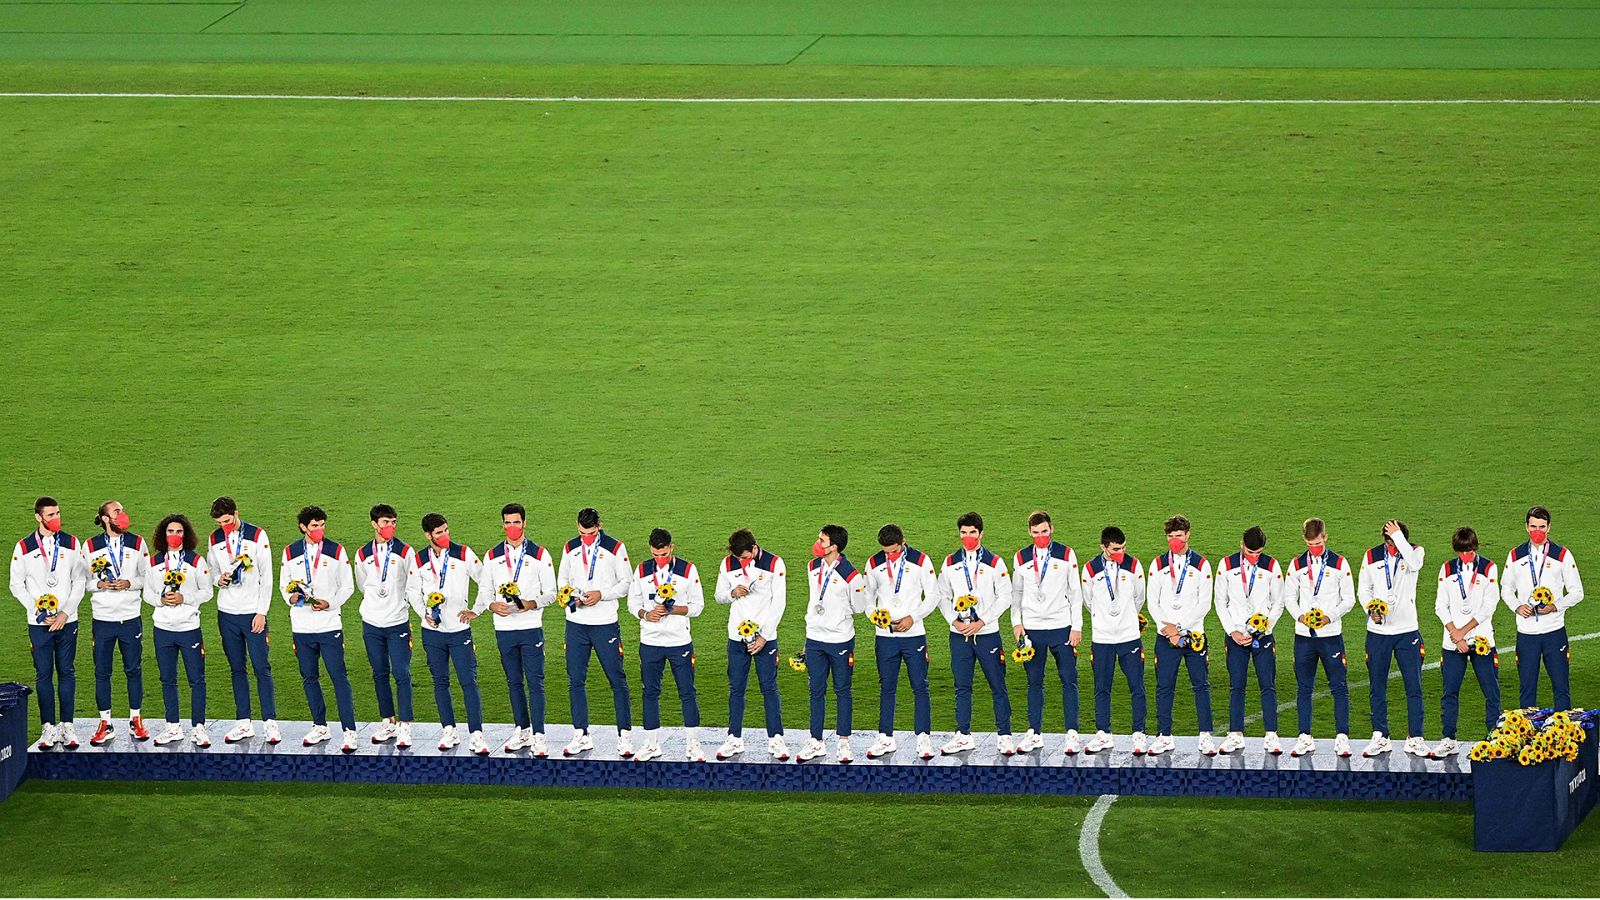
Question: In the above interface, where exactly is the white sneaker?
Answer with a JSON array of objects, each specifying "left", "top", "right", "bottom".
[
  {"left": 59, "top": 721, "right": 80, "bottom": 750},
  {"left": 154, "top": 722, "right": 184, "bottom": 745},
  {"left": 1063, "top": 729, "right": 1082, "bottom": 756},
  {"left": 686, "top": 736, "right": 705, "bottom": 762},
  {"left": 224, "top": 719, "right": 255, "bottom": 744},
  {"left": 1148, "top": 734, "right": 1176, "bottom": 756},
  {"left": 562, "top": 731, "right": 593, "bottom": 757},
  {"left": 438, "top": 725, "right": 460, "bottom": 750},
  {"left": 1431, "top": 737, "right": 1459, "bottom": 759},
  {"left": 837, "top": 738, "right": 854, "bottom": 763},
  {"left": 916, "top": 733, "right": 935, "bottom": 759},
  {"left": 767, "top": 735, "right": 791, "bottom": 760},
  {"left": 1131, "top": 731, "right": 1149, "bottom": 755},
  {"left": 1403, "top": 736, "right": 1429, "bottom": 757},
  {"left": 866, "top": 734, "right": 897, "bottom": 759},
  {"left": 616, "top": 730, "right": 635, "bottom": 759},
  {"left": 371, "top": 720, "right": 398, "bottom": 744},
  {"left": 996, "top": 734, "right": 1017, "bottom": 756},
  {"left": 395, "top": 721, "right": 412, "bottom": 749},
  {"left": 502, "top": 728, "right": 530, "bottom": 753},
  {"left": 1219, "top": 731, "right": 1246, "bottom": 754},
  {"left": 1362, "top": 731, "right": 1390, "bottom": 757},
  {"left": 1290, "top": 733, "right": 1317, "bottom": 757},
  {"left": 716, "top": 735, "right": 746, "bottom": 760},
  {"left": 262, "top": 720, "right": 282, "bottom": 745},
  {"left": 941, "top": 732, "right": 976, "bottom": 755},
  {"left": 1197, "top": 732, "right": 1217, "bottom": 756},
  {"left": 303, "top": 725, "right": 332, "bottom": 747},
  {"left": 635, "top": 741, "right": 663, "bottom": 762},
  {"left": 1334, "top": 733, "right": 1352, "bottom": 757},
  {"left": 1017, "top": 729, "right": 1045, "bottom": 752},
  {"left": 468, "top": 731, "right": 489, "bottom": 757},
  {"left": 341, "top": 729, "right": 359, "bottom": 753},
  {"left": 1085, "top": 731, "right": 1114, "bottom": 753},
  {"left": 797, "top": 737, "right": 827, "bottom": 761},
  {"left": 190, "top": 723, "right": 211, "bottom": 748},
  {"left": 530, "top": 733, "right": 549, "bottom": 758},
  {"left": 1263, "top": 732, "right": 1283, "bottom": 755},
  {"left": 37, "top": 723, "right": 58, "bottom": 749}
]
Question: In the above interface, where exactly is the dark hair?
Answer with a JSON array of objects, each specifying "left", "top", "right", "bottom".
[
  {"left": 96, "top": 500, "right": 117, "bottom": 532},
  {"left": 35, "top": 496, "right": 57, "bottom": 516},
  {"left": 421, "top": 512, "right": 447, "bottom": 534},
  {"left": 1027, "top": 510, "right": 1051, "bottom": 528},
  {"left": 649, "top": 528, "right": 672, "bottom": 549},
  {"left": 821, "top": 523, "right": 848, "bottom": 552},
  {"left": 1303, "top": 517, "right": 1327, "bottom": 540},
  {"left": 1527, "top": 506, "right": 1552, "bottom": 526},
  {"left": 1242, "top": 526, "right": 1267, "bottom": 552},
  {"left": 1164, "top": 515, "right": 1191, "bottom": 534},
  {"left": 957, "top": 511, "right": 984, "bottom": 532},
  {"left": 501, "top": 503, "right": 526, "bottom": 520},
  {"left": 1100, "top": 526, "right": 1126, "bottom": 546},
  {"left": 210, "top": 496, "right": 237, "bottom": 518},
  {"left": 370, "top": 503, "right": 397, "bottom": 522},
  {"left": 728, "top": 528, "right": 756, "bottom": 556},
  {"left": 1452, "top": 527, "right": 1479, "bottom": 553},
  {"left": 298, "top": 506, "right": 326, "bottom": 527},
  {"left": 153, "top": 514, "right": 196, "bottom": 555},
  {"left": 1385, "top": 520, "right": 1410, "bottom": 543},
  {"left": 877, "top": 523, "right": 905, "bottom": 546}
]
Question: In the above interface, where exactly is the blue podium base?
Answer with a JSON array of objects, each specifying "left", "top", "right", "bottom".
[{"left": 28, "top": 719, "right": 1470, "bottom": 801}]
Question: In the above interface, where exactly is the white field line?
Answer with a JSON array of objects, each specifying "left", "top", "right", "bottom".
[
  {"left": 1080, "top": 794, "right": 1129, "bottom": 899},
  {"left": 1, "top": 92, "right": 1599, "bottom": 104}
]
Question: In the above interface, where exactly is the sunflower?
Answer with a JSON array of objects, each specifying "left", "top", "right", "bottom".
[
  {"left": 869, "top": 608, "right": 892, "bottom": 629},
  {"left": 1366, "top": 599, "right": 1388, "bottom": 623},
  {"left": 787, "top": 654, "right": 807, "bottom": 672},
  {"left": 498, "top": 582, "right": 522, "bottom": 600},
  {"left": 1304, "top": 608, "right": 1329, "bottom": 630},
  {"left": 235, "top": 553, "right": 254, "bottom": 572},
  {"left": 657, "top": 582, "right": 678, "bottom": 602},
  {"left": 557, "top": 584, "right": 580, "bottom": 610},
  {"left": 1469, "top": 741, "right": 1490, "bottom": 762},
  {"left": 1532, "top": 585, "right": 1555, "bottom": 611},
  {"left": 1138, "top": 612, "right": 1150, "bottom": 634},
  {"left": 425, "top": 591, "right": 446, "bottom": 609},
  {"left": 1012, "top": 644, "right": 1036, "bottom": 663},
  {"left": 1184, "top": 631, "right": 1207, "bottom": 653},
  {"left": 737, "top": 619, "right": 761, "bottom": 641},
  {"left": 162, "top": 570, "right": 186, "bottom": 591},
  {"left": 286, "top": 580, "right": 311, "bottom": 605},
  {"left": 953, "top": 594, "right": 977, "bottom": 613},
  {"left": 90, "top": 557, "right": 110, "bottom": 578},
  {"left": 1472, "top": 636, "right": 1492, "bottom": 656},
  {"left": 1247, "top": 613, "right": 1270, "bottom": 635},
  {"left": 34, "top": 594, "right": 59, "bottom": 621}
]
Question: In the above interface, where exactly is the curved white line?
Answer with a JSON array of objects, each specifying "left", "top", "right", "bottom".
[
  {"left": 1079, "top": 793, "right": 1128, "bottom": 899},
  {"left": 0, "top": 92, "right": 1598, "bottom": 104},
  {"left": 1244, "top": 629, "right": 1600, "bottom": 727}
]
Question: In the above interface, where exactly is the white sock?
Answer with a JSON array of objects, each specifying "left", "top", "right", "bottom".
[
  {"left": 129, "top": 708, "right": 140, "bottom": 719},
  {"left": 647, "top": 728, "right": 660, "bottom": 743},
  {"left": 100, "top": 711, "right": 111, "bottom": 722}
]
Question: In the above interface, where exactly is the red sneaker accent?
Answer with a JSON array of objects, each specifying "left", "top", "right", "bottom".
[
  {"left": 130, "top": 717, "right": 150, "bottom": 741},
  {"left": 91, "top": 721, "right": 115, "bottom": 746}
]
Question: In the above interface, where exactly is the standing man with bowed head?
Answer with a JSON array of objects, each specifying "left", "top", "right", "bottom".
[
  {"left": 1283, "top": 517, "right": 1357, "bottom": 758},
  {"left": 354, "top": 503, "right": 417, "bottom": 748},
  {"left": 627, "top": 528, "right": 706, "bottom": 762},
  {"left": 556, "top": 507, "right": 634, "bottom": 758},
  {"left": 937, "top": 512, "right": 1015, "bottom": 758},
  {"left": 864, "top": 523, "right": 941, "bottom": 761},
  {"left": 1145, "top": 515, "right": 1216, "bottom": 757},
  {"left": 1213, "top": 526, "right": 1285, "bottom": 755},
  {"left": 712, "top": 528, "right": 790, "bottom": 762},
  {"left": 11, "top": 496, "right": 88, "bottom": 750},
  {"left": 207, "top": 496, "right": 279, "bottom": 746},
  {"left": 1082, "top": 526, "right": 1147, "bottom": 755},
  {"left": 280, "top": 506, "right": 358, "bottom": 753},
  {"left": 1011, "top": 511, "right": 1083, "bottom": 757},
  {"left": 405, "top": 512, "right": 489, "bottom": 756},
  {"left": 477, "top": 503, "right": 558, "bottom": 757},
  {"left": 799, "top": 524, "right": 869, "bottom": 763},
  {"left": 1433, "top": 526, "right": 1501, "bottom": 759},
  {"left": 1503, "top": 505, "right": 1583, "bottom": 711}
]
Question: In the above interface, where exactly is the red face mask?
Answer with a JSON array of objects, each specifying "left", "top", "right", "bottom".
[
  {"left": 1107, "top": 550, "right": 1125, "bottom": 565},
  {"left": 1243, "top": 550, "right": 1262, "bottom": 564},
  {"left": 1459, "top": 551, "right": 1476, "bottom": 563},
  {"left": 1530, "top": 528, "right": 1548, "bottom": 544},
  {"left": 960, "top": 535, "right": 981, "bottom": 552},
  {"left": 306, "top": 526, "right": 325, "bottom": 543},
  {"left": 165, "top": 533, "right": 184, "bottom": 550},
  {"left": 811, "top": 540, "right": 827, "bottom": 558},
  {"left": 111, "top": 511, "right": 130, "bottom": 531},
  {"left": 220, "top": 519, "right": 238, "bottom": 534},
  {"left": 42, "top": 518, "right": 61, "bottom": 533},
  {"left": 505, "top": 525, "right": 524, "bottom": 543},
  {"left": 1032, "top": 535, "right": 1051, "bottom": 549},
  {"left": 376, "top": 524, "right": 396, "bottom": 541},
  {"left": 580, "top": 532, "right": 598, "bottom": 547},
  {"left": 1306, "top": 543, "right": 1326, "bottom": 557},
  {"left": 432, "top": 533, "right": 450, "bottom": 549},
  {"left": 1167, "top": 537, "right": 1187, "bottom": 554},
  {"left": 653, "top": 554, "right": 672, "bottom": 568},
  {"left": 885, "top": 549, "right": 903, "bottom": 563}
]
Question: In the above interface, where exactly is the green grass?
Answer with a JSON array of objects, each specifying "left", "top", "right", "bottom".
[{"left": 2, "top": 3, "right": 1600, "bottom": 892}]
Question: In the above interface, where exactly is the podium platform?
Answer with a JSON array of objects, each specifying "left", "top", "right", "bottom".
[{"left": 27, "top": 718, "right": 1471, "bottom": 801}]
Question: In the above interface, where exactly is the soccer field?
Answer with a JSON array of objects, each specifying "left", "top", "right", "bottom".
[{"left": 2, "top": 1, "right": 1599, "bottom": 895}]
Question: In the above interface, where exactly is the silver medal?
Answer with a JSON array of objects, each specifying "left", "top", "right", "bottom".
[
  {"left": 378, "top": 588, "right": 389, "bottom": 598},
  {"left": 45, "top": 576, "right": 57, "bottom": 587}
]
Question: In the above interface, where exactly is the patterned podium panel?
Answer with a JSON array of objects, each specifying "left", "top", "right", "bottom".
[{"left": 28, "top": 719, "right": 1472, "bottom": 801}]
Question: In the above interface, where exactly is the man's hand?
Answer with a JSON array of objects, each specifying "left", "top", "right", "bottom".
[
  {"left": 1384, "top": 519, "right": 1404, "bottom": 540},
  {"left": 1160, "top": 623, "right": 1179, "bottom": 641},
  {"left": 217, "top": 571, "right": 234, "bottom": 587},
  {"left": 645, "top": 604, "right": 667, "bottom": 623},
  {"left": 1068, "top": 629, "right": 1082, "bottom": 648},
  {"left": 892, "top": 616, "right": 913, "bottom": 633},
  {"left": 581, "top": 591, "right": 602, "bottom": 607},
  {"left": 458, "top": 609, "right": 478, "bottom": 623},
  {"left": 47, "top": 612, "right": 66, "bottom": 632},
  {"left": 1517, "top": 604, "right": 1535, "bottom": 618},
  {"left": 1454, "top": 637, "right": 1470, "bottom": 654},
  {"left": 730, "top": 585, "right": 751, "bottom": 599},
  {"left": 1013, "top": 624, "right": 1026, "bottom": 640},
  {"left": 747, "top": 635, "right": 767, "bottom": 654},
  {"left": 1232, "top": 630, "right": 1251, "bottom": 646},
  {"left": 1369, "top": 609, "right": 1384, "bottom": 624},
  {"left": 1168, "top": 631, "right": 1183, "bottom": 647},
  {"left": 161, "top": 592, "right": 184, "bottom": 607},
  {"left": 489, "top": 601, "right": 513, "bottom": 616},
  {"left": 311, "top": 599, "right": 330, "bottom": 612},
  {"left": 251, "top": 614, "right": 266, "bottom": 634},
  {"left": 113, "top": 578, "right": 131, "bottom": 591},
  {"left": 1298, "top": 613, "right": 1312, "bottom": 626},
  {"left": 97, "top": 579, "right": 114, "bottom": 591}
]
